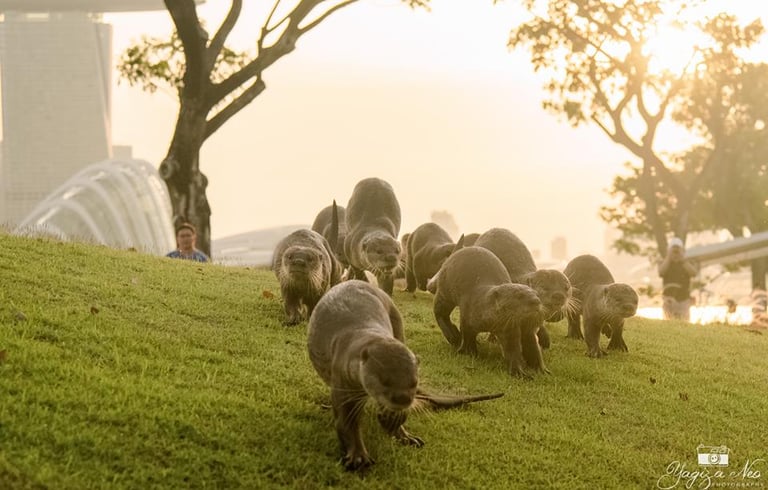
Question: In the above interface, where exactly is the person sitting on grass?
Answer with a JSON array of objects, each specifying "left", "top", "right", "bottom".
[{"left": 166, "top": 223, "right": 209, "bottom": 263}]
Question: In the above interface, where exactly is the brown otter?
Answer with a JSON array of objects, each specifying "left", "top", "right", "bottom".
[
  {"left": 405, "top": 223, "right": 464, "bottom": 293},
  {"left": 430, "top": 247, "right": 546, "bottom": 377},
  {"left": 308, "top": 280, "right": 503, "bottom": 471},
  {"left": 474, "top": 228, "right": 572, "bottom": 349},
  {"left": 311, "top": 200, "right": 348, "bottom": 267},
  {"left": 343, "top": 178, "right": 402, "bottom": 295},
  {"left": 562, "top": 254, "right": 639, "bottom": 358},
  {"left": 272, "top": 229, "right": 342, "bottom": 326}
]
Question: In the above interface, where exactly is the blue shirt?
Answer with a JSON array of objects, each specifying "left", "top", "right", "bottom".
[{"left": 166, "top": 249, "right": 209, "bottom": 262}]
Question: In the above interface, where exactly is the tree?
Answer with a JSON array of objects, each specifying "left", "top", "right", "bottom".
[
  {"left": 601, "top": 60, "right": 768, "bottom": 286},
  {"left": 118, "top": 0, "right": 428, "bottom": 256},
  {"left": 508, "top": 0, "right": 764, "bottom": 258}
]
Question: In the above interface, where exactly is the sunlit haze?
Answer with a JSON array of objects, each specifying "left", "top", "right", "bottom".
[{"left": 101, "top": 1, "right": 768, "bottom": 258}]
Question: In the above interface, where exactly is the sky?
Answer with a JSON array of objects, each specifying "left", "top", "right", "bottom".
[{"left": 103, "top": 0, "right": 768, "bottom": 259}]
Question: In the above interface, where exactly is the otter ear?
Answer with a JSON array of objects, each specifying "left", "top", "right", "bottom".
[{"left": 361, "top": 348, "right": 369, "bottom": 362}]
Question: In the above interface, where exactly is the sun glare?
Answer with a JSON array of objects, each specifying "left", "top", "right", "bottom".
[{"left": 642, "top": 21, "right": 705, "bottom": 76}]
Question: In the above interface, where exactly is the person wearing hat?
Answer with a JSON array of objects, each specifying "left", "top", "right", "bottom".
[{"left": 658, "top": 237, "right": 697, "bottom": 321}]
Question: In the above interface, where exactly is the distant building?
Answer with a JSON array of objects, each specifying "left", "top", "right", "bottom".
[
  {"left": 0, "top": 1, "right": 168, "bottom": 226},
  {"left": 551, "top": 236, "right": 567, "bottom": 261},
  {"left": 14, "top": 159, "right": 176, "bottom": 255}
]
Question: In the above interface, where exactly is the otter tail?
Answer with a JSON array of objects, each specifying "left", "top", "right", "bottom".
[
  {"left": 415, "top": 389, "right": 504, "bottom": 411},
  {"left": 329, "top": 200, "right": 339, "bottom": 252}
]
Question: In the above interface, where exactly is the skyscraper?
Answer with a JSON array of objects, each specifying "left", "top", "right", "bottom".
[{"left": 0, "top": 1, "right": 166, "bottom": 226}]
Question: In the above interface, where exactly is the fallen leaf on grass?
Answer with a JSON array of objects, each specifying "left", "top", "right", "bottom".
[
  {"left": 90, "top": 306, "right": 100, "bottom": 315},
  {"left": 600, "top": 408, "right": 607, "bottom": 416},
  {"left": 14, "top": 311, "right": 27, "bottom": 322},
  {"left": 650, "top": 377, "right": 657, "bottom": 385},
  {"left": 0, "top": 350, "right": 6, "bottom": 364},
  {"left": 262, "top": 290, "right": 275, "bottom": 299},
  {"left": 679, "top": 392, "right": 689, "bottom": 401}
]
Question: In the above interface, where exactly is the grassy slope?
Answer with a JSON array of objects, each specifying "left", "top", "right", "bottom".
[{"left": 1, "top": 233, "right": 766, "bottom": 489}]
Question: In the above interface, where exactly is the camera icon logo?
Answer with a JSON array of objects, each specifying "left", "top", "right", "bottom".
[{"left": 697, "top": 444, "right": 730, "bottom": 467}]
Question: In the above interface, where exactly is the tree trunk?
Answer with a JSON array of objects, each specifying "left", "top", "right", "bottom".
[{"left": 159, "top": 97, "right": 212, "bottom": 257}]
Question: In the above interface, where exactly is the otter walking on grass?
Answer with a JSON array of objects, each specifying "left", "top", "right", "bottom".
[
  {"left": 405, "top": 222, "right": 464, "bottom": 293},
  {"left": 308, "top": 280, "right": 503, "bottom": 471},
  {"left": 343, "top": 178, "right": 402, "bottom": 295},
  {"left": 474, "top": 228, "right": 572, "bottom": 349},
  {"left": 430, "top": 247, "right": 546, "bottom": 377},
  {"left": 272, "top": 229, "right": 341, "bottom": 326},
  {"left": 562, "top": 254, "right": 639, "bottom": 358}
]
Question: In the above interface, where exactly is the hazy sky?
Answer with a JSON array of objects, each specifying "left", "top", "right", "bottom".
[{"left": 103, "top": 1, "right": 768, "bottom": 258}]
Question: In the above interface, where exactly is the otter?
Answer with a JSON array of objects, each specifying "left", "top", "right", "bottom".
[
  {"left": 308, "top": 280, "right": 503, "bottom": 471},
  {"left": 272, "top": 229, "right": 342, "bottom": 326},
  {"left": 562, "top": 254, "right": 639, "bottom": 358},
  {"left": 474, "top": 228, "right": 572, "bottom": 349},
  {"left": 343, "top": 178, "right": 402, "bottom": 295},
  {"left": 430, "top": 247, "right": 546, "bottom": 377},
  {"left": 311, "top": 200, "right": 348, "bottom": 267},
  {"left": 405, "top": 223, "right": 464, "bottom": 293}
]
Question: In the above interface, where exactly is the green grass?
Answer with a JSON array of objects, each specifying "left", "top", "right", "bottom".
[{"left": 1, "top": 233, "right": 766, "bottom": 489}]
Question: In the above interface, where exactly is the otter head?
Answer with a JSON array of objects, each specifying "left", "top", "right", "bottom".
[
  {"left": 360, "top": 339, "right": 418, "bottom": 412},
  {"left": 522, "top": 270, "right": 572, "bottom": 320},
  {"left": 281, "top": 245, "right": 324, "bottom": 287},
  {"left": 491, "top": 283, "right": 543, "bottom": 322},
  {"left": 361, "top": 233, "right": 401, "bottom": 274},
  {"left": 602, "top": 283, "right": 639, "bottom": 319}
]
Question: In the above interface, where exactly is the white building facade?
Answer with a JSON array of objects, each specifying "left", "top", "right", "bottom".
[{"left": 0, "top": 0, "right": 167, "bottom": 226}]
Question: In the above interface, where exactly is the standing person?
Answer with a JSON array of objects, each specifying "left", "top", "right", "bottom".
[
  {"left": 658, "top": 237, "right": 697, "bottom": 321},
  {"left": 166, "top": 223, "right": 209, "bottom": 262}
]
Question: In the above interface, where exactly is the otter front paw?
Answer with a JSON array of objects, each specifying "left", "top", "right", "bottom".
[
  {"left": 607, "top": 337, "right": 628, "bottom": 352},
  {"left": 342, "top": 451, "right": 374, "bottom": 472},
  {"left": 394, "top": 428, "right": 424, "bottom": 447},
  {"left": 457, "top": 341, "right": 478, "bottom": 356},
  {"left": 283, "top": 316, "right": 301, "bottom": 327},
  {"left": 508, "top": 364, "right": 533, "bottom": 379},
  {"left": 586, "top": 347, "right": 607, "bottom": 358}
]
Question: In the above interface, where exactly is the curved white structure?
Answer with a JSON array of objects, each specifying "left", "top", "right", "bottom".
[{"left": 14, "top": 159, "right": 175, "bottom": 256}]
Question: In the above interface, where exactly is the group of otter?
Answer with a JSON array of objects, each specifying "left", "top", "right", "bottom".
[{"left": 272, "top": 177, "right": 639, "bottom": 471}]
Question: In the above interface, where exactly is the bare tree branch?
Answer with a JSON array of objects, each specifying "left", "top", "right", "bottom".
[
  {"left": 205, "top": 0, "right": 242, "bottom": 73},
  {"left": 300, "top": 0, "right": 359, "bottom": 34},
  {"left": 208, "top": 0, "right": 349, "bottom": 106},
  {"left": 205, "top": 78, "right": 267, "bottom": 139}
]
